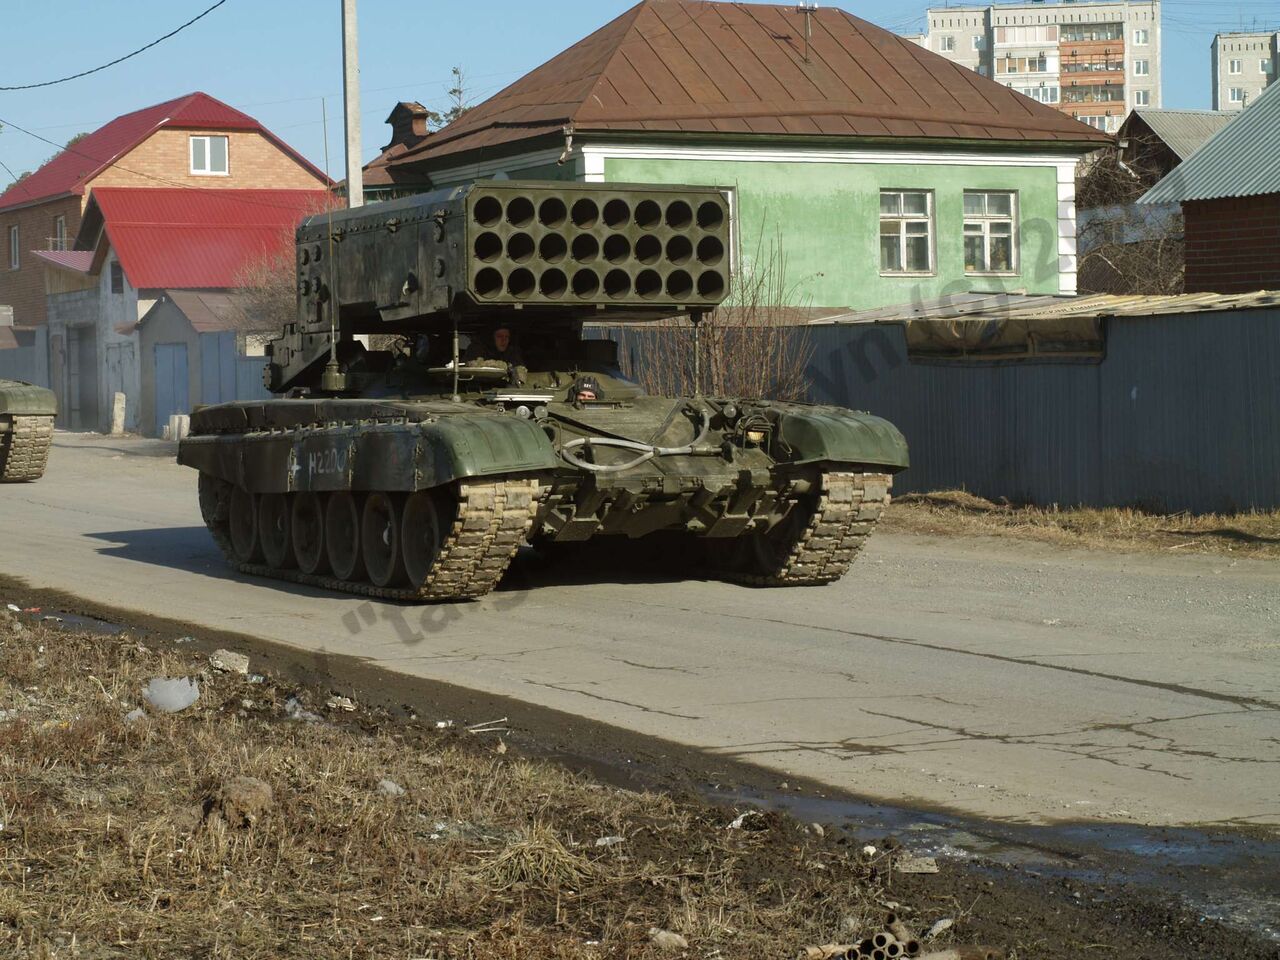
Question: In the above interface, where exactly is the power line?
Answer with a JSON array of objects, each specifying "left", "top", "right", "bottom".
[{"left": 0, "top": 0, "right": 230, "bottom": 92}]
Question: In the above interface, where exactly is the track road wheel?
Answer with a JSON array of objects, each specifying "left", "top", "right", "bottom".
[
  {"left": 258, "top": 493, "right": 294, "bottom": 569},
  {"left": 401, "top": 490, "right": 447, "bottom": 587},
  {"left": 228, "top": 487, "right": 262, "bottom": 563},
  {"left": 325, "top": 492, "right": 365, "bottom": 582},
  {"left": 711, "top": 472, "right": 888, "bottom": 587},
  {"left": 291, "top": 493, "right": 328, "bottom": 574},
  {"left": 362, "top": 492, "right": 407, "bottom": 587},
  {"left": 197, "top": 473, "right": 233, "bottom": 556}
]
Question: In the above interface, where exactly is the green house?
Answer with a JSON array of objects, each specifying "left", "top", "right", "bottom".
[{"left": 365, "top": 0, "right": 1109, "bottom": 310}]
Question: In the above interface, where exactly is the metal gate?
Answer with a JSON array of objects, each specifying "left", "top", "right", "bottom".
[{"left": 154, "top": 342, "right": 188, "bottom": 437}]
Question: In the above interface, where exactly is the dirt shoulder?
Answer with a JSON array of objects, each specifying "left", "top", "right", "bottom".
[
  {"left": 884, "top": 490, "right": 1280, "bottom": 560},
  {"left": 2, "top": 602, "right": 1276, "bottom": 960}
]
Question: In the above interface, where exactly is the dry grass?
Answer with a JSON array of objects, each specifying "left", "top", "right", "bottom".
[
  {"left": 885, "top": 489, "right": 1280, "bottom": 560},
  {"left": 0, "top": 612, "right": 912, "bottom": 959}
]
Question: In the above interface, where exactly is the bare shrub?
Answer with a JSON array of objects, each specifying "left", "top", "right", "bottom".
[
  {"left": 614, "top": 226, "right": 814, "bottom": 400},
  {"left": 1076, "top": 141, "right": 1184, "bottom": 295}
]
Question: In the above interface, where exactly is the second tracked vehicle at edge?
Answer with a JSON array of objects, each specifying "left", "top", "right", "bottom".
[
  {"left": 178, "top": 181, "right": 908, "bottom": 600},
  {"left": 0, "top": 380, "right": 56, "bottom": 482}
]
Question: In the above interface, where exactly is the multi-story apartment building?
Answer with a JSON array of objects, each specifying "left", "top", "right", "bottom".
[
  {"left": 1212, "top": 32, "right": 1278, "bottom": 110},
  {"left": 915, "top": 1, "right": 1161, "bottom": 134}
]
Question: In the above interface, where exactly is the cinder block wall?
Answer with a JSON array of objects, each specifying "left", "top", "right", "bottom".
[{"left": 1183, "top": 194, "right": 1280, "bottom": 293}]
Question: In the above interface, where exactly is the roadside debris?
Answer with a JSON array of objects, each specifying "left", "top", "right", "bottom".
[
  {"left": 799, "top": 911, "right": 995, "bottom": 960},
  {"left": 727, "top": 810, "right": 765, "bottom": 830},
  {"left": 325, "top": 695, "right": 356, "bottom": 712},
  {"left": 208, "top": 776, "right": 274, "bottom": 827},
  {"left": 376, "top": 778, "right": 406, "bottom": 797},
  {"left": 925, "top": 919, "right": 955, "bottom": 940},
  {"left": 594, "top": 835, "right": 625, "bottom": 848},
  {"left": 123, "top": 707, "right": 145, "bottom": 723},
  {"left": 648, "top": 928, "right": 689, "bottom": 951},
  {"left": 897, "top": 855, "right": 940, "bottom": 874},
  {"left": 209, "top": 649, "right": 249, "bottom": 674},
  {"left": 141, "top": 677, "right": 200, "bottom": 713},
  {"left": 283, "top": 696, "right": 322, "bottom": 723}
]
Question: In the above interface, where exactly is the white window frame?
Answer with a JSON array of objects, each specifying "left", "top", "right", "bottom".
[
  {"left": 1133, "top": 59, "right": 1150, "bottom": 77},
  {"left": 1133, "top": 28, "right": 1149, "bottom": 45},
  {"left": 1229, "top": 87, "right": 1246, "bottom": 103},
  {"left": 972, "top": 35, "right": 983, "bottom": 51},
  {"left": 1262, "top": 59, "right": 1273, "bottom": 75},
  {"left": 189, "top": 134, "right": 230, "bottom": 176},
  {"left": 939, "top": 35, "right": 956, "bottom": 52},
  {"left": 53, "top": 215, "right": 66, "bottom": 251},
  {"left": 963, "top": 191, "right": 1018, "bottom": 276},
  {"left": 8, "top": 225, "right": 18, "bottom": 270},
  {"left": 1229, "top": 59, "right": 1243, "bottom": 75},
  {"left": 879, "top": 190, "right": 935, "bottom": 276},
  {"left": 1134, "top": 90, "right": 1151, "bottom": 106}
]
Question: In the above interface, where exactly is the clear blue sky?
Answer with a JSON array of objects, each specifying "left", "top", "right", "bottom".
[{"left": 0, "top": 0, "right": 1276, "bottom": 188}]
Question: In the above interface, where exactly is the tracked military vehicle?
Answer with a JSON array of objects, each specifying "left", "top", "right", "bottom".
[
  {"left": 0, "top": 380, "right": 56, "bottom": 482},
  {"left": 178, "top": 182, "right": 908, "bottom": 600}
]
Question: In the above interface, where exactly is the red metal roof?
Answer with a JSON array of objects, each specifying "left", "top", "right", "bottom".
[
  {"left": 87, "top": 187, "right": 330, "bottom": 289},
  {"left": 387, "top": 0, "right": 1110, "bottom": 170},
  {"left": 31, "top": 249, "right": 95, "bottom": 273},
  {"left": 0, "top": 92, "right": 328, "bottom": 212}
]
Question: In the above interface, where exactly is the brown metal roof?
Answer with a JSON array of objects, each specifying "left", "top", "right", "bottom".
[{"left": 386, "top": 0, "right": 1110, "bottom": 171}]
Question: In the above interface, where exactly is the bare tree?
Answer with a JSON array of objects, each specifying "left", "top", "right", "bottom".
[
  {"left": 1076, "top": 139, "right": 1184, "bottom": 295},
  {"left": 613, "top": 224, "right": 815, "bottom": 400},
  {"left": 425, "top": 66, "right": 472, "bottom": 131},
  {"left": 232, "top": 196, "right": 341, "bottom": 337}
]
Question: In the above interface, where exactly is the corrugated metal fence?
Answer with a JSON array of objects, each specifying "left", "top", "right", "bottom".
[
  {"left": 597, "top": 306, "right": 1280, "bottom": 513},
  {"left": 198, "top": 331, "right": 271, "bottom": 405}
]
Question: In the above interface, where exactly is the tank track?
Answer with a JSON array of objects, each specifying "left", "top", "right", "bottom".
[
  {"left": 202, "top": 477, "right": 540, "bottom": 602},
  {"left": 0, "top": 415, "right": 55, "bottom": 482},
  {"left": 710, "top": 471, "right": 892, "bottom": 587}
]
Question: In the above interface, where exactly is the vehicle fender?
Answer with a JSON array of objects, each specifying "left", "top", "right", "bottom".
[
  {"left": 178, "top": 414, "right": 558, "bottom": 492},
  {"left": 774, "top": 406, "right": 909, "bottom": 471},
  {"left": 0, "top": 381, "right": 58, "bottom": 417}
]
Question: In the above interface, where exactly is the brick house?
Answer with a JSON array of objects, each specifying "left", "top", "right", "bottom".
[
  {"left": 1140, "top": 81, "right": 1280, "bottom": 293},
  {"left": 364, "top": 0, "right": 1109, "bottom": 310},
  {"left": 36, "top": 187, "right": 327, "bottom": 433},
  {"left": 0, "top": 91, "right": 328, "bottom": 330}
]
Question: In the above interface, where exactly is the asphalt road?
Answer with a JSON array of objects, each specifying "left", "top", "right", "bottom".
[{"left": 5, "top": 433, "right": 1278, "bottom": 827}]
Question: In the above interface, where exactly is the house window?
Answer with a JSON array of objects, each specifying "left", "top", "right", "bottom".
[
  {"left": 1229, "top": 59, "right": 1242, "bottom": 75},
  {"left": 53, "top": 216, "right": 66, "bottom": 251},
  {"left": 879, "top": 190, "right": 933, "bottom": 275},
  {"left": 190, "top": 135, "right": 229, "bottom": 175},
  {"left": 1133, "top": 28, "right": 1149, "bottom": 45},
  {"left": 963, "top": 191, "right": 1017, "bottom": 274},
  {"left": 1262, "top": 59, "right": 1273, "bottom": 75},
  {"left": 1230, "top": 87, "right": 1246, "bottom": 104},
  {"left": 110, "top": 261, "right": 124, "bottom": 294},
  {"left": 939, "top": 35, "right": 956, "bottom": 52},
  {"left": 7, "top": 225, "right": 17, "bottom": 270},
  {"left": 1133, "top": 59, "right": 1150, "bottom": 76},
  {"left": 972, "top": 36, "right": 984, "bottom": 51},
  {"left": 1134, "top": 90, "right": 1151, "bottom": 106}
]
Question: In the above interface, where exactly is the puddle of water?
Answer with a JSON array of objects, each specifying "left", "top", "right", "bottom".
[
  {"left": 710, "top": 787, "right": 1280, "bottom": 941},
  {"left": 32, "top": 610, "right": 127, "bottom": 636}
]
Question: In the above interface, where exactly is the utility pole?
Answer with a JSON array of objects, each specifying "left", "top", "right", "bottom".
[{"left": 341, "top": 0, "right": 363, "bottom": 208}]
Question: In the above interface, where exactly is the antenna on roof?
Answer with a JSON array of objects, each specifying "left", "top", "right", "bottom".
[{"left": 797, "top": 2, "right": 818, "bottom": 64}]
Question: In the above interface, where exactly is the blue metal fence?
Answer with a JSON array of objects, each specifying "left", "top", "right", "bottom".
[
  {"left": 198, "top": 331, "right": 270, "bottom": 405},
  {"left": 594, "top": 307, "right": 1280, "bottom": 513}
]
